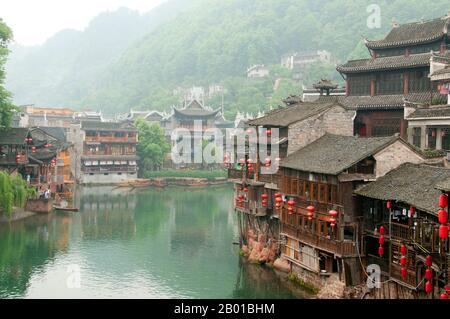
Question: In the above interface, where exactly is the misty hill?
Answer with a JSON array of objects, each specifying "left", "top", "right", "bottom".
[{"left": 5, "top": 0, "right": 450, "bottom": 116}]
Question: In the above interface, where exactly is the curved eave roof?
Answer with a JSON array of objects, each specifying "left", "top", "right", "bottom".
[
  {"left": 337, "top": 53, "right": 431, "bottom": 74},
  {"left": 173, "top": 107, "right": 220, "bottom": 118}
]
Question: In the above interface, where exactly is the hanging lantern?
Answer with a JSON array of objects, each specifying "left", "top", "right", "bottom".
[
  {"left": 330, "top": 223, "right": 336, "bottom": 228},
  {"left": 243, "top": 187, "right": 248, "bottom": 193},
  {"left": 287, "top": 199, "right": 295, "bottom": 207},
  {"left": 275, "top": 203, "right": 281, "bottom": 209},
  {"left": 265, "top": 158, "right": 271, "bottom": 167},
  {"left": 261, "top": 193, "right": 268, "bottom": 200},
  {"left": 275, "top": 193, "right": 282, "bottom": 198},
  {"left": 386, "top": 201, "right": 392, "bottom": 209},
  {"left": 307, "top": 206, "right": 315, "bottom": 213},
  {"left": 425, "top": 268, "right": 433, "bottom": 281},
  {"left": 425, "top": 281, "right": 433, "bottom": 294},
  {"left": 439, "top": 194, "right": 448, "bottom": 209},
  {"left": 379, "top": 235, "right": 385, "bottom": 246},
  {"left": 266, "top": 129, "right": 272, "bottom": 137},
  {"left": 378, "top": 246, "right": 384, "bottom": 257},
  {"left": 400, "top": 245, "right": 407, "bottom": 256},
  {"left": 275, "top": 197, "right": 283, "bottom": 203},
  {"left": 31, "top": 146, "right": 36, "bottom": 154},
  {"left": 379, "top": 226, "right": 385, "bottom": 236},
  {"left": 329, "top": 217, "right": 336, "bottom": 224},
  {"left": 329, "top": 210, "right": 338, "bottom": 217},
  {"left": 400, "top": 256, "right": 407, "bottom": 267},
  {"left": 409, "top": 206, "right": 415, "bottom": 217},
  {"left": 438, "top": 209, "right": 448, "bottom": 224},
  {"left": 287, "top": 206, "right": 294, "bottom": 214},
  {"left": 426, "top": 255, "right": 433, "bottom": 267},
  {"left": 28, "top": 137, "right": 33, "bottom": 142},
  {"left": 439, "top": 225, "right": 449, "bottom": 240},
  {"left": 440, "top": 293, "right": 449, "bottom": 300},
  {"left": 262, "top": 199, "right": 268, "bottom": 207},
  {"left": 401, "top": 268, "right": 407, "bottom": 280}
]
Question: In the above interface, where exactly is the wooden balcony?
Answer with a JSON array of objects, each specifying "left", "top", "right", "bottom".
[
  {"left": 85, "top": 136, "right": 137, "bottom": 143},
  {"left": 82, "top": 166, "right": 137, "bottom": 173},
  {"left": 281, "top": 224, "right": 358, "bottom": 257}
]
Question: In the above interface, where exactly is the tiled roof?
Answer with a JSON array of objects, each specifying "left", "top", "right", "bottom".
[
  {"left": 407, "top": 106, "right": 450, "bottom": 119},
  {"left": 365, "top": 16, "right": 450, "bottom": 49},
  {"left": 35, "top": 127, "right": 67, "bottom": 142},
  {"left": 280, "top": 134, "right": 399, "bottom": 175},
  {"left": 81, "top": 155, "right": 139, "bottom": 161},
  {"left": 355, "top": 163, "right": 450, "bottom": 215},
  {"left": 248, "top": 100, "right": 339, "bottom": 127},
  {"left": 337, "top": 53, "right": 431, "bottom": 73},
  {"left": 81, "top": 121, "right": 137, "bottom": 132},
  {"left": 0, "top": 128, "right": 29, "bottom": 145},
  {"left": 317, "top": 92, "right": 448, "bottom": 110},
  {"left": 173, "top": 108, "right": 220, "bottom": 117}
]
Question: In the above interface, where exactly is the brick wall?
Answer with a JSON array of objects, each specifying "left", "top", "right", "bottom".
[{"left": 287, "top": 106, "right": 355, "bottom": 155}]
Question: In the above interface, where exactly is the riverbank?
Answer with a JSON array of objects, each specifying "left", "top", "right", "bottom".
[
  {"left": 0, "top": 207, "right": 36, "bottom": 223},
  {"left": 108, "top": 177, "right": 230, "bottom": 188}
]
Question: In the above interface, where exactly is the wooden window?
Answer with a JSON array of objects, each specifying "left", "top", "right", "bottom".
[
  {"left": 328, "top": 185, "right": 337, "bottom": 204},
  {"left": 409, "top": 70, "right": 431, "bottom": 92},
  {"left": 310, "top": 183, "right": 318, "bottom": 201},
  {"left": 348, "top": 74, "right": 371, "bottom": 96},
  {"left": 427, "top": 128, "right": 437, "bottom": 150},
  {"left": 412, "top": 127, "right": 421, "bottom": 148},
  {"left": 318, "top": 183, "right": 328, "bottom": 203},
  {"left": 376, "top": 71, "right": 404, "bottom": 95},
  {"left": 298, "top": 181, "right": 304, "bottom": 199}
]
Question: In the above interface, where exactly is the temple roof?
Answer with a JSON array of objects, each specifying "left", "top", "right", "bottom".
[
  {"left": 173, "top": 100, "right": 220, "bottom": 118},
  {"left": 248, "top": 100, "right": 340, "bottom": 127},
  {"left": 355, "top": 163, "right": 450, "bottom": 215},
  {"left": 337, "top": 52, "right": 431, "bottom": 73},
  {"left": 365, "top": 15, "right": 450, "bottom": 50},
  {"left": 312, "top": 79, "right": 339, "bottom": 90},
  {"left": 280, "top": 134, "right": 402, "bottom": 175}
]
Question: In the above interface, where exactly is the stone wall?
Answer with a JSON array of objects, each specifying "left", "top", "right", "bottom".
[
  {"left": 25, "top": 198, "right": 53, "bottom": 213},
  {"left": 374, "top": 140, "right": 425, "bottom": 178},
  {"left": 287, "top": 105, "right": 355, "bottom": 155},
  {"left": 81, "top": 172, "right": 138, "bottom": 184}
]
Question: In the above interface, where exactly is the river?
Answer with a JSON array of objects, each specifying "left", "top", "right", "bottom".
[{"left": 0, "top": 186, "right": 310, "bottom": 299}]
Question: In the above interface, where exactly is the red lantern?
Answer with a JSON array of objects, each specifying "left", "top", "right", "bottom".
[
  {"left": 265, "top": 158, "right": 271, "bottom": 167},
  {"left": 386, "top": 201, "right": 392, "bottom": 209},
  {"left": 440, "top": 293, "right": 449, "bottom": 300},
  {"left": 400, "top": 245, "right": 407, "bottom": 256},
  {"left": 262, "top": 199, "right": 267, "bottom": 207},
  {"left": 275, "top": 203, "right": 281, "bottom": 209},
  {"left": 378, "top": 235, "right": 385, "bottom": 245},
  {"left": 329, "top": 217, "right": 336, "bottom": 224},
  {"left": 426, "top": 255, "right": 433, "bottom": 267},
  {"left": 287, "top": 199, "right": 295, "bottom": 206},
  {"left": 275, "top": 193, "right": 282, "bottom": 198},
  {"left": 307, "top": 212, "right": 314, "bottom": 218},
  {"left": 425, "top": 268, "right": 433, "bottom": 281},
  {"left": 438, "top": 209, "right": 448, "bottom": 224},
  {"left": 378, "top": 246, "right": 384, "bottom": 257},
  {"left": 266, "top": 129, "right": 272, "bottom": 137},
  {"left": 307, "top": 206, "right": 315, "bottom": 213},
  {"left": 400, "top": 256, "right": 407, "bottom": 267},
  {"left": 329, "top": 210, "right": 338, "bottom": 217},
  {"left": 439, "top": 194, "right": 448, "bottom": 209},
  {"left": 401, "top": 268, "right": 407, "bottom": 279},
  {"left": 261, "top": 193, "right": 268, "bottom": 200},
  {"left": 31, "top": 146, "right": 36, "bottom": 154},
  {"left": 330, "top": 223, "right": 336, "bottom": 228},
  {"left": 425, "top": 281, "right": 433, "bottom": 294},
  {"left": 275, "top": 197, "right": 283, "bottom": 203},
  {"left": 439, "top": 225, "right": 449, "bottom": 240},
  {"left": 288, "top": 206, "right": 294, "bottom": 214},
  {"left": 446, "top": 286, "right": 450, "bottom": 293},
  {"left": 409, "top": 206, "right": 415, "bottom": 217},
  {"left": 379, "top": 226, "right": 385, "bottom": 236}
]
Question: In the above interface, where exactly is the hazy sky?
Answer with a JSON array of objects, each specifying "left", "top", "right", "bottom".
[{"left": 0, "top": 0, "right": 166, "bottom": 46}]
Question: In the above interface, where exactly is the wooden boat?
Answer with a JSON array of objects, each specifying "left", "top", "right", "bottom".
[
  {"left": 53, "top": 205, "right": 79, "bottom": 212},
  {"left": 117, "top": 179, "right": 153, "bottom": 188}
]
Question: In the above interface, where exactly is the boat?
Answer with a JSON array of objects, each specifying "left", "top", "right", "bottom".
[{"left": 53, "top": 205, "right": 79, "bottom": 212}]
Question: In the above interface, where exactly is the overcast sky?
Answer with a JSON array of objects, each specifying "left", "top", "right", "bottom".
[{"left": 0, "top": 0, "right": 166, "bottom": 46}]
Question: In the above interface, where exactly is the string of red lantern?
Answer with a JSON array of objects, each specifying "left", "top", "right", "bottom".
[
  {"left": 274, "top": 193, "right": 282, "bottom": 210},
  {"left": 287, "top": 199, "right": 295, "bottom": 215},
  {"left": 425, "top": 255, "right": 433, "bottom": 294},
  {"left": 378, "top": 226, "right": 385, "bottom": 257},
  {"left": 400, "top": 244, "right": 407, "bottom": 280}
]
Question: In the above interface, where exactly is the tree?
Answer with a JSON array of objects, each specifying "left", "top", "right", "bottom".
[
  {"left": 135, "top": 118, "right": 170, "bottom": 174},
  {"left": 0, "top": 18, "right": 14, "bottom": 129}
]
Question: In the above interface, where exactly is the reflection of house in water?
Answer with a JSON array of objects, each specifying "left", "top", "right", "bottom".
[{"left": 76, "top": 187, "right": 137, "bottom": 240}]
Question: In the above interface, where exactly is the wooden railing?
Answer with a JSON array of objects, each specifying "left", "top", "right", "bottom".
[
  {"left": 82, "top": 166, "right": 137, "bottom": 173},
  {"left": 281, "top": 224, "right": 358, "bottom": 257},
  {"left": 85, "top": 136, "right": 137, "bottom": 143}
]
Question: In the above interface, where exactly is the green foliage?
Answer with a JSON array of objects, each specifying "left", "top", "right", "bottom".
[
  {"left": 0, "top": 18, "right": 14, "bottom": 129},
  {"left": 135, "top": 118, "right": 170, "bottom": 174},
  {"left": 6, "top": 0, "right": 450, "bottom": 116},
  {"left": 143, "top": 169, "right": 227, "bottom": 179},
  {"left": 0, "top": 171, "right": 35, "bottom": 217},
  {"left": 288, "top": 273, "right": 319, "bottom": 294}
]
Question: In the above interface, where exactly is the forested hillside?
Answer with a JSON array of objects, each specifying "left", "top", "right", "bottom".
[{"left": 5, "top": 0, "right": 450, "bottom": 117}]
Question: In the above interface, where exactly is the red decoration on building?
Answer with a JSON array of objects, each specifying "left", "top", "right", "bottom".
[
  {"left": 425, "top": 268, "right": 433, "bottom": 281},
  {"left": 378, "top": 235, "right": 385, "bottom": 246},
  {"left": 306, "top": 206, "right": 315, "bottom": 213},
  {"left": 439, "top": 225, "right": 449, "bottom": 240},
  {"left": 265, "top": 158, "right": 271, "bottom": 167},
  {"left": 378, "top": 246, "right": 384, "bottom": 257},
  {"left": 400, "top": 256, "right": 407, "bottom": 267},
  {"left": 386, "top": 201, "right": 392, "bottom": 209},
  {"left": 400, "top": 245, "right": 407, "bottom": 256},
  {"left": 401, "top": 268, "right": 407, "bottom": 280},
  {"left": 426, "top": 255, "right": 433, "bottom": 267},
  {"left": 329, "top": 210, "right": 338, "bottom": 217},
  {"left": 439, "top": 194, "right": 448, "bottom": 209},
  {"left": 379, "top": 226, "right": 385, "bottom": 236},
  {"left": 266, "top": 129, "right": 272, "bottom": 137},
  {"left": 425, "top": 281, "right": 433, "bottom": 294},
  {"left": 409, "top": 206, "right": 415, "bottom": 217},
  {"left": 438, "top": 209, "right": 448, "bottom": 224},
  {"left": 440, "top": 293, "right": 449, "bottom": 300},
  {"left": 261, "top": 194, "right": 268, "bottom": 200}
]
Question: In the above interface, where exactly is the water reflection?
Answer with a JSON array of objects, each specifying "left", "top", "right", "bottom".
[{"left": 0, "top": 186, "right": 305, "bottom": 299}]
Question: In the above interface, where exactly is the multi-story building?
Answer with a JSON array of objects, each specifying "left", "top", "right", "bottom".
[
  {"left": 336, "top": 16, "right": 449, "bottom": 138},
  {"left": 79, "top": 121, "right": 139, "bottom": 184}
]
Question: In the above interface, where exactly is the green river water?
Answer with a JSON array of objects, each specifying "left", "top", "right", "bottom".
[{"left": 0, "top": 186, "right": 311, "bottom": 299}]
